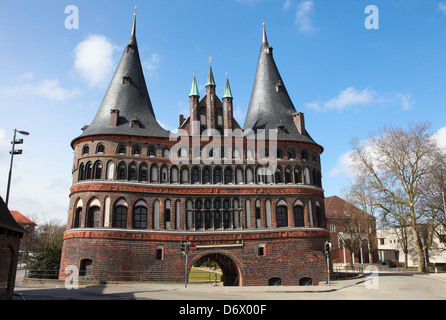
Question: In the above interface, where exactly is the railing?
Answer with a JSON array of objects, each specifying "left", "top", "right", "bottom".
[
  {"left": 331, "top": 265, "right": 364, "bottom": 280},
  {"left": 23, "top": 267, "right": 223, "bottom": 284}
]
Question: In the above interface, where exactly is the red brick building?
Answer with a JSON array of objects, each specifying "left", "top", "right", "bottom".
[
  {"left": 325, "top": 196, "right": 378, "bottom": 265},
  {"left": 59, "top": 15, "right": 329, "bottom": 286},
  {"left": 0, "top": 197, "right": 25, "bottom": 299}
]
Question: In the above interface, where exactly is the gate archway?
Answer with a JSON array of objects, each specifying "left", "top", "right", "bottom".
[{"left": 190, "top": 251, "right": 241, "bottom": 286}]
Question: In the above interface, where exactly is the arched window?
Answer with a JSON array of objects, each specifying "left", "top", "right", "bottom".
[
  {"left": 118, "top": 162, "right": 126, "bottom": 180},
  {"left": 171, "top": 166, "right": 179, "bottom": 183},
  {"left": 134, "top": 206, "right": 147, "bottom": 229},
  {"left": 246, "top": 167, "right": 253, "bottom": 184},
  {"left": 203, "top": 168, "right": 210, "bottom": 184},
  {"left": 150, "top": 165, "right": 158, "bottom": 182},
  {"left": 275, "top": 167, "right": 283, "bottom": 184},
  {"left": 96, "top": 144, "right": 105, "bottom": 154},
  {"left": 224, "top": 168, "right": 232, "bottom": 184},
  {"left": 87, "top": 206, "right": 100, "bottom": 228},
  {"left": 165, "top": 200, "right": 171, "bottom": 229},
  {"left": 192, "top": 167, "right": 199, "bottom": 184},
  {"left": 113, "top": 206, "right": 127, "bottom": 228},
  {"left": 195, "top": 199, "right": 202, "bottom": 229},
  {"left": 93, "top": 161, "right": 102, "bottom": 180},
  {"left": 128, "top": 163, "right": 137, "bottom": 181},
  {"left": 162, "top": 148, "right": 170, "bottom": 158},
  {"left": 223, "top": 199, "right": 230, "bottom": 229},
  {"left": 161, "top": 166, "right": 168, "bottom": 183},
  {"left": 117, "top": 145, "right": 126, "bottom": 154},
  {"left": 106, "top": 161, "right": 115, "bottom": 180},
  {"left": 82, "top": 145, "right": 89, "bottom": 155},
  {"left": 132, "top": 146, "right": 141, "bottom": 155},
  {"left": 285, "top": 167, "right": 292, "bottom": 184},
  {"left": 78, "top": 163, "right": 85, "bottom": 181},
  {"left": 73, "top": 207, "right": 82, "bottom": 228},
  {"left": 276, "top": 205, "right": 288, "bottom": 228},
  {"left": 214, "top": 167, "right": 222, "bottom": 184},
  {"left": 139, "top": 164, "right": 148, "bottom": 182},
  {"left": 293, "top": 205, "right": 305, "bottom": 227},
  {"left": 214, "top": 199, "right": 221, "bottom": 229},
  {"left": 236, "top": 168, "right": 243, "bottom": 184},
  {"left": 181, "top": 167, "right": 189, "bottom": 184},
  {"left": 294, "top": 167, "right": 302, "bottom": 184},
  {"left": 204, "top": 199, "right": 212, "bottom": 229},
  {"left": 85, "top": 162, "right": 92, "bottom": 179}
]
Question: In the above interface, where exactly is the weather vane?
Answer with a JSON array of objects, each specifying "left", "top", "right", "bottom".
[
  {"left": 208, "top": 56, "right": 212, "bottom": 65},
  {"left": 134, "top": 5, "right": 137, "bottom": 16}
]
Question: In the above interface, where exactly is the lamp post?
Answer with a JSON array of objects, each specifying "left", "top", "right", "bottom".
[{"left": 5, "top": 129, "right": 29, "bottom": 206}]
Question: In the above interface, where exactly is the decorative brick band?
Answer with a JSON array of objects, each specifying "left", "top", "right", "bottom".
[
  {"left": 63, "top": 228, "right": 329, "bottom": 242},
  {"left": 70, "top": 183, "right": 325, "bottom": 196}
]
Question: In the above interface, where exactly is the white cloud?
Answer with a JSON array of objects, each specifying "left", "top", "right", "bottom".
[
  {"left": 432, "top": 126, "right": 446, "bottom": 151},
  {"left": 283, "top": 0, "right": 291, "bottom": 10},
  {"left": 330, "top": 151, "right": 354, "bottom": 177},
  {"left": 2, "top": 78, "right": 79, "bottom": 101},
  {"left": 439, "top": 3, "right": 446, "bottom": 15},
  {"left": 295, "top": 0, "right": 315, "bottom": 33},
  {"left": 74, "top": 34, "right": 118, "bottom": 88},
  {"left": 306, "top": 87, "right": 415, "bottom": 112},
  {"left": 143, "top": 53, "right": 161, "bottom": 78}
]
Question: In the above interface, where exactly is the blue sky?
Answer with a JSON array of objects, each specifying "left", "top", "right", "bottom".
[{"left": 1, "top": 0, "right": 446, "bottom": 223}]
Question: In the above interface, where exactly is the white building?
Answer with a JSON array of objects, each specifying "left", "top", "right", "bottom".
[{"left": 377, "top": 226, "right": 446, "bottom": 268}]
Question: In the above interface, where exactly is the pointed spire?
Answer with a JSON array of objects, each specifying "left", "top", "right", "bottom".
[
  {"left": 243, "top": 22, "right": 317, "bottom": 144},
  {"left": 223, "top": 73, "right": 233, "bottom": 99},
  {"left": 189, "top": 73, "right": 200, "bottom": 97},
  {"left": 131, "top": 7, "right": 137, "bottom": 36},
  {"left": 76, "top": 11, "right": 169, "bottom": 141},
  {"left": 262, "top": 22, "right": 268, "bottom": 45},
  {"left": 206, "top": 57, "right": 216, "bottom": 87}
]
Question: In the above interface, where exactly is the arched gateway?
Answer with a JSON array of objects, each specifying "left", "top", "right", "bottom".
[
  {"left": 59, "top": 13, "right": 329, "bottom": 286},
  {"left": 190, "top": 251, "right": 241, "bottom": 286}
]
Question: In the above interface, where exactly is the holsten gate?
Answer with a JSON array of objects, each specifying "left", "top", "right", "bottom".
[{"left": 59, "top": 14, "right": 329, "bottom": 286}]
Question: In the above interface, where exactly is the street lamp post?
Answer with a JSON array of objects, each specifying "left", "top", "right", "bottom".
[{"left": 5, "top": 129, "right": 29, "bottom": 206}]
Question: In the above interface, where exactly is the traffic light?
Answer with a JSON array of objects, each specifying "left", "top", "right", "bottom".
[
  {"left": 324, "top": 242, "right": 332, "bottom": 256},
  {"left": 180, "top": 242, "right": 189, "bottom": 255},
  {"left": 181, "top": 242, "right": 185, "bottom": 254}
]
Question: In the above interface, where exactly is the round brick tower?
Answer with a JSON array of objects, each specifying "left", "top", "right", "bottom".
[{"left": 59, "top": 16, "right": 329, "bottom": 286}]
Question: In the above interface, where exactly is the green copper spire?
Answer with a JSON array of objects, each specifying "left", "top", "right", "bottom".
[
  {"left": 189, "top": 73, "right": 200, "bottom": 97},
  {"left": 223, "top": 74, "right": 233, "bottom": 99},
  {"left": 206, "top": 57, "right": 216, "bottom": 87}
]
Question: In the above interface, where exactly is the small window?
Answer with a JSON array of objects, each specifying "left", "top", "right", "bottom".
[
  {"left": 133, "top": 146, "right": 140, "bottom": 155},
  {"left": 122, "top": 76, "right": 129, "bottom": 84},
  {"left": 79, "top": 259, "right": 93, "bottom": 278},
  {"left": 82, "top": 145, "right": 89, "bottom": 155},
  {"left": 156, "top": 245, "right": 163, "bottom": 260},
  {"left": 96, "top": 144, "right": 105, "bottom": 154},
  {"left": 117, "top": 145, "right": 126, "bottom": 154},
  {"left": 258, "top": 244, "right": 265, "bottom": 256}
]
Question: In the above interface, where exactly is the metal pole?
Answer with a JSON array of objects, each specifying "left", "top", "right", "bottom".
[
  {"left": 5, "top": 129, "right": 17, "bottom": 206},
  {"left": 327, "top": 253, "right": 330, "bottom": 285}
]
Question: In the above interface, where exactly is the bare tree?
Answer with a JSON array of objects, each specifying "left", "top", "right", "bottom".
[
  {"left": 350, "top": 121, "right": 445, "bottom": 272},
  {"left": 345, "top": 178, "right": 378, "bottom": 264}
]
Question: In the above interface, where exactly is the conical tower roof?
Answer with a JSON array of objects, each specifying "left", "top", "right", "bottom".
[
  {"left": 243, "top": 24, "right": 317, "bottom": 143},
  {"left": 75, "top": 13, "right": 169, "bottom": 142}
]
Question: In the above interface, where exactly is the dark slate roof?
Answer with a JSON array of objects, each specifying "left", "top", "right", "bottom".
[
  {"left": 74, "top": 15, "right": 170, "bottom": 143},
  {"left": 0, "top": 196, "right": 25, "bottom": 234},
  {"left": 243, "top": 25, "right": 318, "bottom": 144}
]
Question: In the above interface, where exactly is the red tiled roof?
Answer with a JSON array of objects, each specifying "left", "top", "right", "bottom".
[{"left": 10, "top": 210, "right": 36, "bottom": 225}]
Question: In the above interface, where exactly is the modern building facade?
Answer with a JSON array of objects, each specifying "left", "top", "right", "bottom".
[{"left": 59, "top": 15, "right": 329, "bottom": 286}]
